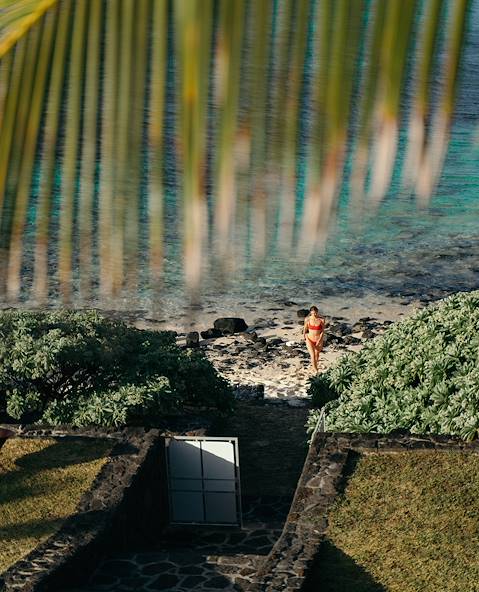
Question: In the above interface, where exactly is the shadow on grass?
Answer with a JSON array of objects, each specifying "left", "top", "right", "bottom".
[
  {"left": 0, "top": 509, "right": 105, "bottom": 574},
  {"left": 1, "top": 438, "right": 111, "bottom": 505},
  {"left": 15, "top": 438, "right": 112, "bottom": 470},
  {"left": 0, "top": 515, "right": 67, "bottom": 545},
  {"left": 301, "top": 540, "right": 387, "bottom": 592},
  {"left": 335, "top": 449, "right": 361, "bottom": 494},
  {"left": 0, "top": 509, "right": 105, "bottom": 544}
]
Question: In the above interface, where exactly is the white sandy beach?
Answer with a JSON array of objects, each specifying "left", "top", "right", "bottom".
[{"left": 137, "top": 292, "right": 423, "bottom": 403}]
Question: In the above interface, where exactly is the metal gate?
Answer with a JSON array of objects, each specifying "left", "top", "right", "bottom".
[{"left": 165, "top": 436, "right": 242, "bottom": 526}]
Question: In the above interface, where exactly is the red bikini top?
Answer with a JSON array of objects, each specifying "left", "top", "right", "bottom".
[{"left": 308, "top": 319, "right": 323, "bottom": 330}]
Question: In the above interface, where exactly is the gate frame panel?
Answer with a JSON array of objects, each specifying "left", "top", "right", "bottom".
[{"left": 165, "top": 436, "right": 243, "bottom": 527}]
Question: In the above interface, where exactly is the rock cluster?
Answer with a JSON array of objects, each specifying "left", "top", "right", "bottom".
[
  {"left": 186, "top": 318, "right": 250, "bottom": 348},
  {"left": 177, "top": 308, "right": 392, "bottom": 402}
]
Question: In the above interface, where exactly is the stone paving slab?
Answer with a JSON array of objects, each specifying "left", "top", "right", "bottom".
[{"left": 60, "top": 497, "right": 291, "bottom": 592}]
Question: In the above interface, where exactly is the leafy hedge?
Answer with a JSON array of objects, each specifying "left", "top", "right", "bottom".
[
  {"left": 307, "top": 291, "right": 479, "bottom": 440},
  {"left": 0, "top": 309, "right": 232, "bottom": 427}
]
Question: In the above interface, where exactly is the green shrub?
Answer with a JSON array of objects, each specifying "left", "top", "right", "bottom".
[
  {"left": 0, "top": 309, "right": 232, "bottom": 426},
  {"left": 41, "top": 378, "right": 175, "bottom": 427},
  {"left": 309, "top": 373, "right": 336, "bottom": 409},
  {"left": 307, "top": 291, "right": 479, "bottom": 440}
]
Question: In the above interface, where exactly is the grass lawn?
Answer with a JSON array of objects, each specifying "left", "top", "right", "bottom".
[
  {"left": 304, "top": 451, "right": 479, "bottom": 592},
  {"left": 0, "top": 437, "right": 112, "bottom": 573}
]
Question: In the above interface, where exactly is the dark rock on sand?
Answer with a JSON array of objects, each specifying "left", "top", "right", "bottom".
[
  {"left": 326, "top": 334, "right": 344, "bottom": 345},
  {"left": 164, "top": 329, "right": 178, "bottom": 339},
  {"left": 200, "top": 328, "right": 223, "bottom": 339},
  {"left": 343, "top": 335, "right": 361, "bottom": 345},
  {"left": 329, "top": 322, "right": 352, "bottom": 336},
  {"left": 297, "top": 309, "right": 309, "bottom": 319},
  {"left": 268, "top": 338, "right": 283, "bottom": 346},
  {"left": 186, "top": 331, "right": 200, "bottom": 348},
  {"left": 361, "top": 328, "right": 376, "bottom": 339},
  {"left": 253, "top": 338, "right": 267, "bottom": 349},
  {"left": 234, "top": 384, "right": 265, "bottom": 401},
  {"left": 240, "top": 331, "right": 258, "bottom": 342},
  {"left": 294, "top": 349, "right": 308, "bottom": 357},
  {"left": 214, "top": 317, "right": 248, "bottom": 335}
]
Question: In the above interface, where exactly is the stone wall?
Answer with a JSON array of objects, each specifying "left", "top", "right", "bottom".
[
  {"left": 254, "top": 431, "right": 479, "bottom": 592},
  {"left": 0, "top": 425, "right": 163, "bottom": 592}
]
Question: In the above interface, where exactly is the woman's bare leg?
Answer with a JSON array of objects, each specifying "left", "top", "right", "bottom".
[
  {"left": 314, "top": 338, "right": 323, "bottom": 369},
  {"left": 306, "top": 338, "right": 318, "bottom": 372}
]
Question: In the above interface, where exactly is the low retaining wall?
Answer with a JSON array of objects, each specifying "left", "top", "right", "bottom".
[
  {"left": 0, "top": 425, "right": 163, "bottom": 592},
  {"left": 254, "top": 431, "right": 479, "bottom": 592}
]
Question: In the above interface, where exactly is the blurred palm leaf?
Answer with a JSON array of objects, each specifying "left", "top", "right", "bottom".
[
  {"left": 0, "top": 0, "right": 57, "bottom": 57},
  {"left": 0, "top": 0, "right": 472, "bottom": 305}
]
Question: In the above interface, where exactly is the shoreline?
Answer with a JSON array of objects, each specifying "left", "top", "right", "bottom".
[{"left": 0, "top": 289, "right": 466, "bottom": 405}]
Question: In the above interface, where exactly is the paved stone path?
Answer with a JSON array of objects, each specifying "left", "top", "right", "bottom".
[
  {"left": 66, "top": 496, "right": 290, "bottom": 592},
  {"left": 65, "top": 403, "right": 309, "bottom": 592}
]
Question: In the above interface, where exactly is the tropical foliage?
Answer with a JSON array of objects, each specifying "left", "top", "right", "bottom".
[
  {"left": 0, "top": 309, "right": 232, "bottom": 426},
  {"left": 0, "top": 0, "right": 471, "bottom": 301},
  {"left": 307, "top": 291, "right": 479, "bottom": 440}
]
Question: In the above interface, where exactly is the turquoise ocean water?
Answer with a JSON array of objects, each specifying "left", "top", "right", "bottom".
[
  {"left": 164, "top": 0, "right": 479, "bottom": 307},
  {"left": 8, "top": 1, "right": 479, "bottom": 309}
]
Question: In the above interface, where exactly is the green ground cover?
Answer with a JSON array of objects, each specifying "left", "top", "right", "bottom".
[
  {"left": 308, "top": 291, "right": 479, "bottom": 440},
  {"left": 0, "top": 436, "right": 112, "bottom": 572},
  {"left": 0, "top": 309, "right": 232, "bottom": 427},
  {"left": 304, "top": 451, "right": 479, "bottom": 592}
]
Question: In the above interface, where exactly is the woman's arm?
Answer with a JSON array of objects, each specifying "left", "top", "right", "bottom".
[
  {"left": 318, "top": 318, "right": 325, "bottom": 347},
  {"left": 303, "top": 316, "right": 309, "bottom": 339}
]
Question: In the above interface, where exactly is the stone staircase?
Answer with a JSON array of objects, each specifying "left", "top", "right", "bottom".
[
  {"left": 63, "top": 403, "right": 309, "bottom": 591},
  {"left": 64, "top": 496, "right": 289, "bottom": 592}
]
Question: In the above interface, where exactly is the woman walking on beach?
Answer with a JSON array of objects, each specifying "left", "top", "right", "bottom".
[{"left": 303, "top": 306, "right": 324, "bottom": 373}]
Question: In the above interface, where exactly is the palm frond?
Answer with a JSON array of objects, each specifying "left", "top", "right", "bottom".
[
  {"left": 213, "top": 0, "right": 245, "bottom": 274},
  {"left": 78, "top": 0, "right": 101, "bottom": 300},
  {"left": 0, "top": 0, "right": 472, "bottom": 305},
  {"left": 32, "top": 0, "right": 71, "bottom": 303},
  {"left": 415, "top": 0, "right": 470, "bottom": 201},
  {"left": 98, "top": 0, "right": 119, "bottom": 300},
  {"left": 369, "top": 0, "right": 416, "bottom": 204},
  {"left": 402, "top": 0, "right": 444, "bottom": 192},
  {"left": 148, "top": 0, "right": 167, "bottom": 291},
  {"left": 58, "top": 0, "right": 87, "bottom": 304},
  {"left": 6, "top": 5, "right": 56, "bottom": 301},
  {"left": 1, "top": 17, "right": 42, "bottom": 297}
]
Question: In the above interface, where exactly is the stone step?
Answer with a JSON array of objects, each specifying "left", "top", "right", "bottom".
[{"left": 60, "top": 550, "right": 266, "bottom": 592}]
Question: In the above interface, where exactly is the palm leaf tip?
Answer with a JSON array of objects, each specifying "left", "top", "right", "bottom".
[{"left": 0, "top": 0, "right": 59, "bottom": 58}]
